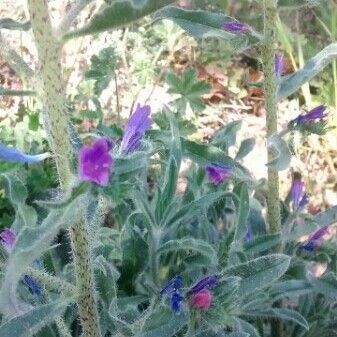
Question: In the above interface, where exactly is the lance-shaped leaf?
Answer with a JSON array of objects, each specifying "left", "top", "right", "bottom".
[
  {"left": 244, "top": 234, "right": 281, "bottom": 255},
  {"left": 222, "top": 254, "right": 291, "bottom": 297},
  {"left": 0, "top": 87, "right": 35, "bottom": 96},
  {"left": 155, "top": 7, "right": 261, "bottom": 50},
  {"left": 278, "top": 43, "right": 337, "bottom": 100},
  {"left": 0, "top": 300, "right": 70, "bottom": 337},
  {"left": 64, "top": 0, "right": 175, "bottom": 39},
  {"left": 278, "top": 0, "right": 320, "bottom": 8},
  {"left": 266, "top": 133, "right": 291, "bottom": 171},
  {"left": 235, "top": 138, "right": 255, "bottom": 160}
]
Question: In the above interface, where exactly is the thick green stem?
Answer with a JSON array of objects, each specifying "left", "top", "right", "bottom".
[
  {"left": 262, "top": 0, "right": 281, "bottom": 237},
  {"left": 27, "top": 1, "right": 102, "bottom": 336},
  {"left": 262, "top": 3, "right": 282, "bottom": 337}
]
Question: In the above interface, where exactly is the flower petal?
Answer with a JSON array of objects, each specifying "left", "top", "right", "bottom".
[{"left": 0, "top": 144, "right": 49, "bottom": 164}]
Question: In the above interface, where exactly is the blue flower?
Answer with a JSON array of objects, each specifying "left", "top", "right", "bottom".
[
  {"left": 274, "top": 53, "right": 284, "bottom": 78},
  {"left": 223, "top": 21, "right": 249, "bottom": 33},
  {"left": 300, "top": 225, "right": 330, "bottom": 252},
  {"left": 293, "top": 105, "right": 328, "bottom": 125},
  {"left": 23, "top": 275, "right": 42, "bottom": 298},
  {"left": 291, "top": 179, "right": 308, "bottom": 210},
  {"left": 187, "top": 274, "right": 219, "bottom": 295},
  {"left": 206, "top": 165, "right": 231, "bottom": 185},
  {"left": 121, "top": 104, "right": 152, "bottom": 154},
  {"left": 160, "top": 275, "right": 184, "bottom": 313},
  {"left": 0, "top": 144, "right": 49, "bottom": 164},
  {"left": 244, "top": 225, "right": 254, "bottom": 242}
]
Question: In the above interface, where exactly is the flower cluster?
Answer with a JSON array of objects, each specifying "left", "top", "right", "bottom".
[
  {"left": 79, "top": 104, "right": 152, "bottom": 186},
  {"left": 160, "top": 274, "right": 219, "bottom": 313}
]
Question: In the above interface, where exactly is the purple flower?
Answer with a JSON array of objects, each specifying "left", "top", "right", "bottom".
[
  {"left": 160, "top": 275, "right": 184, "bottom": 313},
  {"left": 121, "top": 104, "right": 152, "bottom": 154},
  {"left": 206, "top": 165, "right": 231, "bottom": 185},
  {"left": 79, "top": 138, "right": 113, "bottom": 186},
  {"left": 23, "top": 275, "right": 42, "bottom": 298},
  {"left": 291, "top": 179, "right": 308, "bottom": 209},
  {"left": 274, "top": 53, "right": 284, "bottom": 78},
  {"left": 0, "top": 228, "right": 16, "bottom": 251},
  {"left": 300, "top": 225, "right": 330, "bottom": 252},
  {"left": 223, "top": 21, "right": 250, "bottom": 33},
  {"left": 293, "top": 105, "right": 328, "bottom": 125},
  {"left": 0, "top": 143, "right": 49, "bottom": 164},
  {"left": 188, "top": 274, "right": 219, "bottom": 295}
]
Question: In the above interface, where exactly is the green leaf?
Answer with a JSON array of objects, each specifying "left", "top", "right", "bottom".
[
  {"left": 85, "top": 47, "right": 116, "bottom": 95},
  {"left": 0, "top": 194, "right": 86, "bottom": 316},
  {"left": 278, "top": 0, "right": 320, "bottom": 8},
  {"left": 236, "top": 318, "right": 261, "bottom": 337},
  {"left": 232, "top": 182, "right": 250, "bottom": 244},
  {"left": 157, "top": 238, "right": 218, "bottom": 265},
  {"left": 114, "top": 151, "right": 148, "bottom": 175},
  {"left": 64, "top": 0, "right": 175, "bottom": 39},
  {"left": 0, "top": 300, "right": 69, "bottom": 337},
  {"left": 235, "top": 138, "right": 256, "bottom": 160},
  {"left": 182, "top": 138, "right": 251, "bottom": 180},
  {"left": 155, "top": 7, "right": 259, "bottom": 50},
  {"left": 0, "top": 87, "right": 35, "bottom": 96},
  {"left": 278, "top": 42, "right": 337, "bottom": 100},
  {"left": 247, "top": 308, "right": 309, "bottom": 330},
  {"left": 0, "top": 18, "right": 31, "bottom": 31},
  {"left": 266, "top": 133, "right": 292, "bottom": 171},
  {"left": 270, "top": 280, "right": 312, "bottom": 300},
  {"left": 211, "top": 120, "right": 242, "bottom": 149},
  {"left": 308, "top": 272, "right": 337, "bottom": 299},
  {"left": 166, "top": 68, "right": 210, "bottom": 112},
  {"left": 244, "top": 234, "right": 281, "bottom": 255},
  {"left": 223, "top": 254, "right": 291, "bottom": 296},
  {"left": 138, "top": 307, "right": 187, "bottom": 337}
]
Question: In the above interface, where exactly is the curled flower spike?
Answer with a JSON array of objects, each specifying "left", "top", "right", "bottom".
[
  {"left": 293, "top": 105, "right": 328, "bottom": 125},
  {"left": 0, "top": 228, "right": 16, "bottom": 251},
  {"left": 291, "top": 179, "right": 308, "bottom": 210},
  {"left": 23, "top": 275, "right": 42, "bottom": 298},
  {"left": 0, "top": 143, "right": 49, "bottom": 164},
  {"left": 121, "top": 104, "right": 152, "bottom": 154},
  {"left": 188, "top": 274, "right": 219, "bottom": 295},
  {"left": 300, "top": 225, "right": 330, "bottom": 252},
  {"left": 190, "top": 289, "right": 213, "bottom": 310},
  {"left": 79, "top": 138, "right": 113, "bottom": 186},
  {"left": 274, "top": 53, "right": 284, "bottom": 78},
  {"left": 206, "top": 165, "right": 231, "bottom": 185},
  {"left": 223, "top": 21, "right": 250, "bottom": 33}
]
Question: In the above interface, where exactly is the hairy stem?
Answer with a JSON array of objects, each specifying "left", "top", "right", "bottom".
[
  {"left": 262, "top": 2, "right": 282, "bottom": 337},
  {"left": 27, "top": 1, "right": 102, "bottom": 336},
  {"left": 262, "top": 0, "right": 281, "bottom": 237}
]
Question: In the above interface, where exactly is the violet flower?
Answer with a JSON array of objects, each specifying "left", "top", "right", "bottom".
[
  {"left": 0, "top": 228, "right": 16, "bottom": 251},
  {"left": 274, "top": 53, "right": 284, "bottom": 78},
  {"left": 160, "top": 275, "right": 184, "bottom": 313},
  {"left": 79, "top": 138, "right": 113, "bottom": 186},
  {"left": 206, "top": 165, "right": 231, "bottom": 185},
  {"left": 23, "top": 275, "right": 42, "bottom": 298},
  {"left": 121, "top": 104, "right": 152, "bottom": 154},
  {"left": 223, "top": 21, "right": 250, "bottom": 33},
  {"left": 291, "top": 179, "right": 308, "bottom": 209},
  {"left": 0, "top": 143, "right": 49, "bottom": 164},
  {"left": 293, "top": 105, "right": 328, "bottom": 125},
  {"left": 300, "top": 225, "right": 330, "bottom": 252},
  {"left": 187, "top": 274, "right": 219, "bottom": 295}
]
